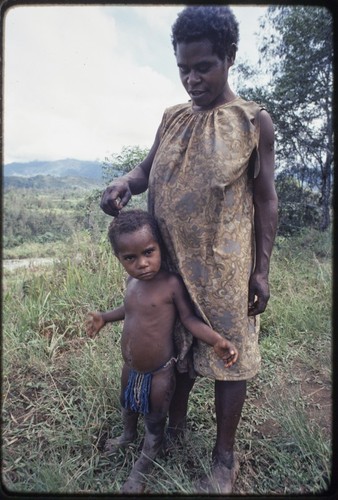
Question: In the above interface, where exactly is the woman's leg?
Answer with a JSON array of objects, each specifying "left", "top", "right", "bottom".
[
  {"left": 167, "top": 370, "right": 195, "bottom": 437},
  {"left": 213, "top": 379, "right": 247, "bottom": 465},
  {"left": 197, "top": 379, "right": 246, "bottom": 493}
]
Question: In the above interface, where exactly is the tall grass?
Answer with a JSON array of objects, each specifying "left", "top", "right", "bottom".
[{"left": 2, "top": 228, "right": 332, "bottom": 494}]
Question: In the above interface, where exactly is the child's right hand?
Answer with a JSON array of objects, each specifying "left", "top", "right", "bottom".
[{"left": 85, "top": 312, "right": 105, "bottom": 338}]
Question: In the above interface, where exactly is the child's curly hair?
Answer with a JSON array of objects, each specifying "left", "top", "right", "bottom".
[
  {"left": 171, "top": 5, "right": 239, "bottom": 61},
  {"left": 108, "top": 209, "right": 162, "bottom": 255}
]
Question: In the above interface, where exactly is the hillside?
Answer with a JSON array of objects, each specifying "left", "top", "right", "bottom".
[
  {"left": 3, "top": 174, "right": 104, "bottom": 191},
  {"left": 4, "top": 159, "right": 103, "bottom": 180}
]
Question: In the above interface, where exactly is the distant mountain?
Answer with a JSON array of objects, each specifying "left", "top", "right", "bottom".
[
  {"left": 4, "top": 158, "right": 104, "bottom": 180},
  {"left": 3, "top": 174, "right": 104, "bottom": 191}
]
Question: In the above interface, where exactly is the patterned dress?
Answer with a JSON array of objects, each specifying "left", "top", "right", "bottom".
[{"left": 148, "top": 97, "right": 263, "bottom": 381}]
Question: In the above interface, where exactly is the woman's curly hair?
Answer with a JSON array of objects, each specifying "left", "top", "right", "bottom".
[{"left": 171, "top": 5, "right": 239, "bottom": 61}]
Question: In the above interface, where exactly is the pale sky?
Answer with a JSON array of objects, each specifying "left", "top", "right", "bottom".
[{"left": 3, "top": 4, "right": 268, "bottom": 165}]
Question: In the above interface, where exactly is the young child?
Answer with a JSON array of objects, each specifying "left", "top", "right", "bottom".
[{"left": 86, "top": 209, "right": 238, "bottom": 494}]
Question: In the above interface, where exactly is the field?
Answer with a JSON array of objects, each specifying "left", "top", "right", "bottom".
[{"left": 2, "top": 187, "right": 333, "bottom": 495}]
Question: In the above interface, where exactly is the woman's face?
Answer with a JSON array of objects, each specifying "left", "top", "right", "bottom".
[{"left": 175, "top": 38, "right": 234, "bottom": 110}]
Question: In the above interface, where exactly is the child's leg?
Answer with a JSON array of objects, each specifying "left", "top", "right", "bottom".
[
  {"left": 121, "top": 363, "right": 176, "bottom": 493},
  {"left": 104, "top": 408, "right": 138, "bottom": 454},
  {"left": 104, "top": 364, "right": 139, "bottom": 454}
]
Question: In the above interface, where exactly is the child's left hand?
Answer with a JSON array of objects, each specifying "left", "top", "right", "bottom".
[{"left": 213, "top": 338, "right": 238, "bottom": 368}]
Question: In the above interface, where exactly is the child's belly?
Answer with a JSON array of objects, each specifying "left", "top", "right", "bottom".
[{"left": 121, "top": 321, "right": 175, "bottom": 373}]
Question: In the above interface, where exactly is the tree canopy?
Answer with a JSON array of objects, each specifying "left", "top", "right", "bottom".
[
  {"left": 237, "top": 5, "right": 333, "bottom": 233},
  {"left": 102, "top": 145, "right": 149, "bottom": 184}
]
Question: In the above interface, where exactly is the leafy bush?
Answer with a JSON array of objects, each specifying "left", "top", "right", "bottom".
[{"left": 275, "top": 174, "right": 321, "bottom": 236}]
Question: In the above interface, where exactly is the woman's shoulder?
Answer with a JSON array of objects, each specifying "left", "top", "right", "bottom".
[
  {"left": 216, "top": 97, "right": 268, "bottom": 130},
  {"left": 234, "top": 96, "right": 267, "bottom": 113},
  {"left": 229, "top": 95, "right": 262, "bottom": 110}
]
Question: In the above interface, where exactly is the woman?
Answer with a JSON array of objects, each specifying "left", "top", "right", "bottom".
[{"left": 100, "top": 5, "right": 278, "bottom": 493}]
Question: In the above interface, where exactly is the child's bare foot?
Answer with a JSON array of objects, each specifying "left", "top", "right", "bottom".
[
  {"left": 196, "top": 454, "right": 239, "bottom": 493},
  {"left": 103, "top": 433, "right": 137, "bottom": 455}
]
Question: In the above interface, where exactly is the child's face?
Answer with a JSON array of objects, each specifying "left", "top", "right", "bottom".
[{"left": 116, "top": 226, "right": 161, "bottom": 281}]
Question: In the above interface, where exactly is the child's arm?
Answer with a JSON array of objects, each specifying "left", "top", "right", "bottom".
[
  {"left": 86, "top": 306, "right": 125, "bottom": 338},
  {"left": 171, "top": 276, "right": 238, "bottom": 368}
]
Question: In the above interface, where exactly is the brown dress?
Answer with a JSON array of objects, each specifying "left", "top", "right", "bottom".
[{"left": 148, "top": 97, "right": 263, "bottom": 381}]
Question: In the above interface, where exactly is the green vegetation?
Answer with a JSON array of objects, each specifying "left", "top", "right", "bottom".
[
  {"left": 3, "top": 183, "right": 147, "bottom": 257},
  {"left": 102, "top": 145, "right": 149, "bottom": 182},
  {"left": 3, "top": 174, "right": 103, "bottom": 191},
  {"left": 237, "top": 6, "right": 333, "bottom": 233},
  {"left": 2, "top": 204, "right": 332, "bottom": 494},
  {"left": 3, "top": 4, "right": 333, "bottom": 492},
  {"left": 3, "top": 185, "right": 107, "bottom": 254}
]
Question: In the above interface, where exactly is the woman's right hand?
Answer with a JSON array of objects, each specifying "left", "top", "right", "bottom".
[
  {"left": 100, "top": 180, "right": 132, "bottom": 216},
  {"left": 86, "top": 312, "right": 105, "bottom": 338}
]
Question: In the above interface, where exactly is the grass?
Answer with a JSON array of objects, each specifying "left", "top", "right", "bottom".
[
  {"left": 3, "top": 230, "right": 92, "bottom": 260},
  {"left": 2, "top": 227, "right": 333, "bottom": 495}
]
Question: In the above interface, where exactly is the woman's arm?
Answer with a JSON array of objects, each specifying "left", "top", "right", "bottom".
[
  {"left": 249, "top": 110, "right": 278, "bottom": 316},
  {"left": 100, "top": 127, "right": 161, "bottom": 216}
]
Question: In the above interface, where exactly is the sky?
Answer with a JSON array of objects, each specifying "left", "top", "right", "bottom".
[{"left": 3, "top": 4, "right": 268, "bottom": 165}]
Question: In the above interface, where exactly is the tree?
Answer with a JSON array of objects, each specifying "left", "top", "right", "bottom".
[
  {"left": 102, "top": 145, "right": 149, "bottom": 184},
  {"left": 83, "top": 145, "right": 150, "bottom": 227},
  {"left": 275, "top": 172, "right": 321, "bottom": 236},
  {"left": 237, "top": 6, "right": 333, "bottom": 232}
]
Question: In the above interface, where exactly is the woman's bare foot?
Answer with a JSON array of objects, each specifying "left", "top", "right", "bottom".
[
  {"left": 196, "top": 454, "right": 239, "bottom": 493},
  {"left": 120, "top": 454, "right": 151, "bottom": 494},
  {"left": 121, "top": 476, "right": 146, "bottom": 494},
  {"left": 164, "top": 426, "right": 185, "bottom": 454}
]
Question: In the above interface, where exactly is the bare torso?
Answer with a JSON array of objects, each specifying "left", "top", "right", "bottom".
[{"left": 121, "top": 270, "right": 177, "bottom": 373}]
